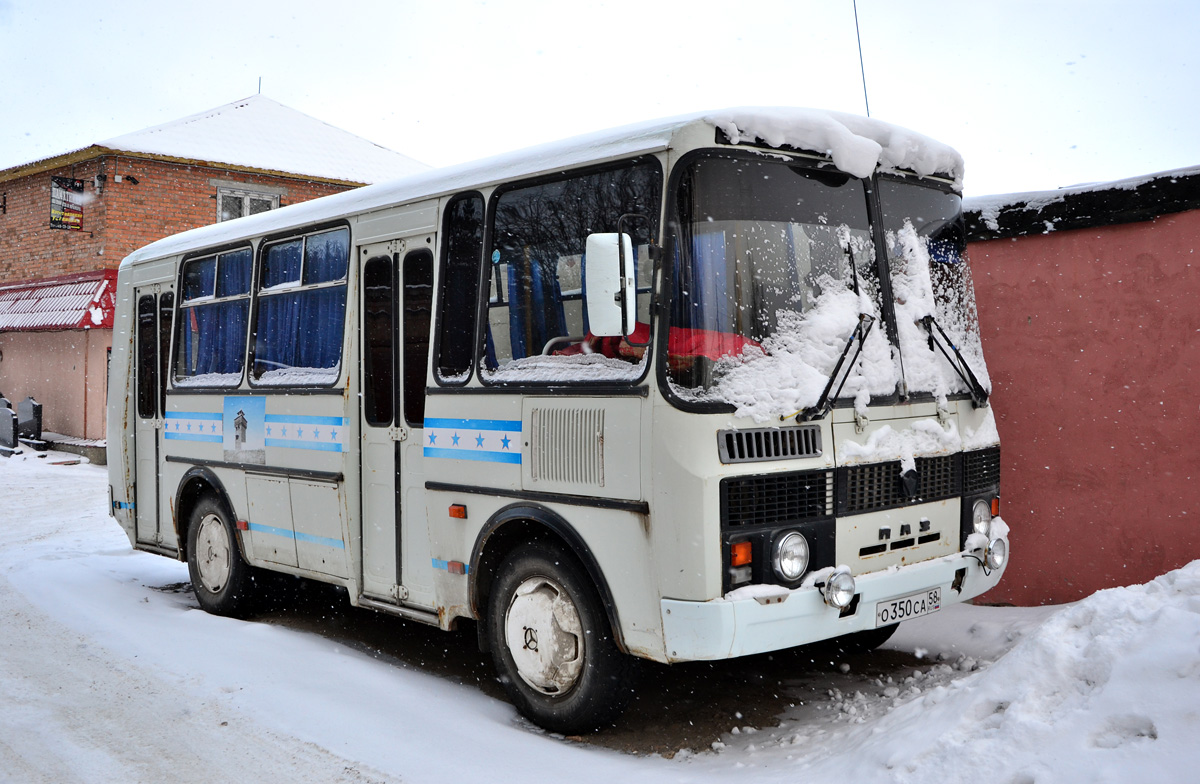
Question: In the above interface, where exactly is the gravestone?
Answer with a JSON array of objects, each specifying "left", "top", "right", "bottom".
[
  {"left": 0, "top": 396, "right": 10, "bottom": 410},
  {"left": 0, "top": 408, "right": 17, "bottom": 455},
  {"left": 17, "top": 397, "right": 41, "bottom": 440}
]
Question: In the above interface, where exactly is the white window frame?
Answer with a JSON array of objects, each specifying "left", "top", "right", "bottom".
[{"left": 216, "top": 186, "right": 280, "bottom": 222}]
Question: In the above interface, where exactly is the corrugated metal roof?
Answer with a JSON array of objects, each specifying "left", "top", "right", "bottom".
[{"left": 0, "top": 270, "right": 116, "bottom": 331}]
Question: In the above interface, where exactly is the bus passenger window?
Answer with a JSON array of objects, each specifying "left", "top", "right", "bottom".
[
  {"left": 136, "top": 294, "right": 158, "bottom": 418},
  {"left": 252, "top": 227, "right": 350, "bottom": 386},
  {"left": 483, "top": 160, "right": 661, "bottom": 383},
  {"left": 435, "top": 194, "right": 484, "bottom": 383},
  {"left": 173, "top": 248, "right": 252, "bottom": 388},
  {"left": 362, "top": 255, "right": 394, "bottom": 426},
  {"left": 403, "top": 250, "right": 434, "bottom": 426}
]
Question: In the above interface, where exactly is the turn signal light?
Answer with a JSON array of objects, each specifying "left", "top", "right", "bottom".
[
  {"left": 730, "top": 540, "right": 752, "bottom": 567},
  {"left": 991, "top": 497, "right": 1000, "bottom": 517},
  {"left": 449, "top": 504, "right": 468, "bottom": 519}
]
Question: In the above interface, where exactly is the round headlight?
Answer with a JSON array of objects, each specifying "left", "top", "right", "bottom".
[
  {"left": 825, "top": 571, "right": 856, "bottom": 609},
  {"left": 972, "top": 499, "right": 993, "bottom": 535},
  {"left": 986, "top": 537, "right": 1007, "bottom": 570},
  {"left": 774, "top": 532, "right": 810, "bottom": 581}
]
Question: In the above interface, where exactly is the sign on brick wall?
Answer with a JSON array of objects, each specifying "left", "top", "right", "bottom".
[{"left": 50, "top": 176, "right": 84, "bottom": 230}]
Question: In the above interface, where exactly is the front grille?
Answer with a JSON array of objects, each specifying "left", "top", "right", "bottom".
[
  {"left": 963, "top": 447, "right": 1001, "bottom": 494},
  {"left": 839, "top": 454, "right": 962, "bottom": 514},
  {"left": 717, "top": 425, "right": 821, "bottom": 464},
  {"left": 720, "top": 469, "right": 833, "bottom": 528}
]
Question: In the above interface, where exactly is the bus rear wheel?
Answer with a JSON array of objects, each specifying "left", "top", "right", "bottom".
[
  {"left": 187, "top": 496, "right": 254, "bottom": 618},
  {"left": 487, "top": 542, "right": 633, "bottom": 733}
]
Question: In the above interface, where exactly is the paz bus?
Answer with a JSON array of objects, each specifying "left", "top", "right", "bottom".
[{"left": 107, "top": 107, "right": 1008, "bottom": 732}]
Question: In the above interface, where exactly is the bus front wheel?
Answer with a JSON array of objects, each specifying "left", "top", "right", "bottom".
[
  {"left": 187, "top": 496, "right": 254, "bottom": 618},
  {"left": 487, "top": 542, "right": 633, "bottom": 733}
]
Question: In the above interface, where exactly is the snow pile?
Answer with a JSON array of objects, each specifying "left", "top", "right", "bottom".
[
  {"left": 699, "top": 562, "right": 1200, "bottom": 783},
  {"left": 707, "top": 108, "right": 964, "bottom": 188},
  {"left": 705, "top": 278, "right": 896, "bottom": 422}
]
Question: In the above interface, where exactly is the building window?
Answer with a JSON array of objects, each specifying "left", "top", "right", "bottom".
[{"left": 217, "top": 187, "right": 279, "bottom": 222}]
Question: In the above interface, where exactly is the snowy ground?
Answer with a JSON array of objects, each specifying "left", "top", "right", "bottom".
[{"left": 1, "top": 453, "right": 1196, "bottom": 783}]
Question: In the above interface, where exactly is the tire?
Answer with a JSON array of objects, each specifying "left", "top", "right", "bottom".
[
  {"left": 487, "top": 542, "right": 635, "bottom": 733},
  {"left": 186, "top": 495, "right": 255, "bottom": 618},
  {"left": 828, "top": 623, "right": 899, "bottom": 656}
]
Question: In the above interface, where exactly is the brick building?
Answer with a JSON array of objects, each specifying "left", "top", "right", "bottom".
[
  {"left": 0, "top": 96, "right": 425, "bottom": 445},
  {"left": 965, "top": 167, "right": 1200, "bottom": 605}
]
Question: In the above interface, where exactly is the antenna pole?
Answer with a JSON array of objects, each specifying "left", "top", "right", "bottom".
[
  {"left": 258, "top": 77, "right": 262, "bottom": 94},
  {"left": 853, "top": 0, "right": 870, "bottom": 117}
]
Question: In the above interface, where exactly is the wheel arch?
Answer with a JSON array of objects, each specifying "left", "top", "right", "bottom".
[
  {"left": 469, "top": 503, "right": 626, "bottom": 653},
  {"left": 174, "top": 466, "right": 239, "bottom": 562}
]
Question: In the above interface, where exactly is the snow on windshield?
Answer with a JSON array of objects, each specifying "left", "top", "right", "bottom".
[
  {"left": 694, "top": 275, "right": 896, "bottom": 422},
  {"left": 889, "top": 220, "right": 991, "bottom": 398}
]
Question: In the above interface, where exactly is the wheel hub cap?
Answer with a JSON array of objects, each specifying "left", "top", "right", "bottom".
[
  {"left": 195, "top": 513, "right": 231, "bottom": 594},
  {"left": 504, "top": 576, "right": 584, "bottom": 695}
]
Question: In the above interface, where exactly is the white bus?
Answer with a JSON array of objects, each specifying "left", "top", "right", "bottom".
[{"left": 108, "top": 108, "right": 1008, "bottom": 732}]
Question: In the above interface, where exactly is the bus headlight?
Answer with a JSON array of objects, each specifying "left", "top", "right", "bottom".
[
  {"left": 986, "top": 537, "right": 1007, "bottom": 570},
  {"left": 823, "top": 571, "right": 856, "bottom": 609},
  {"left": 972, "top": 498, "right": 993, "bottom": 535},
  {"left": 773, "top": 531, "right": 810, "bottom": 582}
]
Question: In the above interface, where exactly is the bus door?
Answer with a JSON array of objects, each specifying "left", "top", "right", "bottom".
[
  {"left": 359, "top": 242, "right": 435, "bottom": 607},
  {"left": 132, "top": 285, "right": 174, "bottom": 548}
]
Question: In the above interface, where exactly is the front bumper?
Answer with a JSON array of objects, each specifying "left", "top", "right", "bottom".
[{"left": 660, "top": 542, "right": 1006, "bottom": 662}]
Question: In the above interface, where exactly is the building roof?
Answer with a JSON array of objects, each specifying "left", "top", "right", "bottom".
[
  {"left": 0, "top": 270, "right": 116, "bottom": 332},
  {"left": 0, "top": 96, "right": 428, "bottom": 186}
]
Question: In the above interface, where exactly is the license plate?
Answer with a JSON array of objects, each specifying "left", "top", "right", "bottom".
[{"left": 875, "top": 587, "right": 941, "bottom": 626}]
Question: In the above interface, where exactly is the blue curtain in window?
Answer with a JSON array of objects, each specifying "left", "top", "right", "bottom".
[
  {"left": 217, "top": 250, "right": 253, "bottom": 296},
  {"left": 254, "top": 287, "right": 346, "bottom": 379},
  {"left": 305, "top": 229, "right": 349, "bottom": 283},
  {"left": 263, "top": 241, "right": 303, "bottom": 288},
  {"left": 506, "top": 258, "right": 565, "bottom": 359},
  {"left": 672, "top": 233, "right": 727, "bottom": 330},
  {"left": 178, "top": 301, "right": 247, "bottom": 376}
]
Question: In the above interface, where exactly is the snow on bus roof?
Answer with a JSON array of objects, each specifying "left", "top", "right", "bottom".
[{"left": 121, "top": 107, "right": 963, "bottom": 267}]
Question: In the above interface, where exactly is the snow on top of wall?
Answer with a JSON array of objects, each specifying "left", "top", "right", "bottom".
[
  {"left": 100, "top": 95, "right": 428, "bottom": 184},
  {"left": 122, "top": 107, "right": 960, "bottom": 267},
  {"left": 965, "top": 164, "right": 1200, "bottom": 231},
  {"left": 707, "top": 107, "right": 964, "bottom": 187}
]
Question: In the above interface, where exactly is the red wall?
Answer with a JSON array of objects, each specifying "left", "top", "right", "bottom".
[{"left": 969, "top": 210, "right": 1200, "bottom": 605}]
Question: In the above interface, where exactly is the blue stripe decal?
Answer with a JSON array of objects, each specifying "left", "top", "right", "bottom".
[
  {"left": 247, "top": 523, "right": 345, "bottom": 550},
  {"left": 264, "top": 438, "right": 344, "bottom": 452},
  {"left": 165, "top": 432, "right": 223, "bottom": 443},
  {"left": 166, "top": 411, "right": 223, "bottom": 420},
  {"left": 424, "top": 447, "right": 521, "bottom": 464},
  {"left": 112, "top": 501, "right": 135, "bottom": 510},
  {"left": 265, "top": 414, "right": 346, "bottom": 426},
  {"left": 423, "top": 417, "right": 521, "bottom": 432}
]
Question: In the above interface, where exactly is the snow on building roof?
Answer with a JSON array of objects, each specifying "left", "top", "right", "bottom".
[
  {"left": 97, "top": 95, "right": 428, "bottom": 184},
  {"left": 123, "top": 107, "right": 963, "bottom": 267},
  {"left": 0, "top": 270, "right": 116, "bottom": 331}
]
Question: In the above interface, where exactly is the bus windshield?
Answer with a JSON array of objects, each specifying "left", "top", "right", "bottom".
[
  {"left": 666, "top": 154, "right": 898, "bottom": 418},
  {"left": 878, "top": 178, "right": 990, "bottom": 400}
]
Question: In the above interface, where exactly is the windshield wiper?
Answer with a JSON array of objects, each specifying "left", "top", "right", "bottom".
[
  {"left": 919, "top": 315, "right": 990, "bottom": 408},
  {"left": 796, "top": 313, "right": 876, "bottom": 422}
]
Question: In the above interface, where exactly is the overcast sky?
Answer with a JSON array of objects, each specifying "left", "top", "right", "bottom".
[{"left": 1, "top": 0, "right": 1196, "bottom": 197}]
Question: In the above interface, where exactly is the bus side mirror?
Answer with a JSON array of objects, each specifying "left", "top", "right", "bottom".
[{"left": 585, "top": 233, "right": 636, "bottom": 337}]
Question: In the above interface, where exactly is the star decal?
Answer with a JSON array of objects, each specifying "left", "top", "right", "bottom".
[
  {"left": 451, "top": 433, "right": 461, "bottom": 446},
  {"left": 429, "top": 432, "right": 437, "bottom": 445},
  {"left": 500, "top": 435, "right": 511, "bottom": 450},
  {"left": 475, "top": 434, "right": 485, "bottom": 447}
]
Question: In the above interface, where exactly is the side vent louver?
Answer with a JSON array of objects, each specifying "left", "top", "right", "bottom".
[
  {"left": 718, "top": 425, "right": 822, "bottom": 464},
  {"left": 529, "top": 407, "right": 605, "bottom": 487}
]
